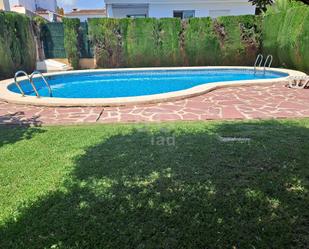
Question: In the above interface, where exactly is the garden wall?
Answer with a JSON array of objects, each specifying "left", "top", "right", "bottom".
[{"left": 0, "top": 12, "right": 36, "bottom": 80}]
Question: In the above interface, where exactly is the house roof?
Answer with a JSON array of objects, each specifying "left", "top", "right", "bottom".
[
  {"left": 66, "top": 9, "right": 107, "bottom": 16},
  {"left": 35, "top": 7, "right": 49, "bottom": 14}
]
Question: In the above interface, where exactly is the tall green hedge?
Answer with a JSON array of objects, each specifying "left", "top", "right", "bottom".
[
  {"left": 299, "top": 11, "right": 309, "bottom": 71},
  {"left": 126, "top": 18, "right": 159, "bottom": 67},
  {"left": 88, "top": 18, "right": 125, "bottom": 68},
  {"left": 158, "top": 18, "right": 182, "bottom": 66},
  {"left": 0, "top": 12, "right": 36, "bottom": 80},
  {"left": 184, "top": 18, "right": 220, "bottom": 66},
  {"left": 63, "top": 18, "right": 80, "bottom": 69},
  {"left": 262, "top": 12, "right": 286, "bottom": 66},
  {"left": 263, "top": 5, "right": 309, "bottom": 73},
  {"left": 216, "top": 15, "right": 261, "bottom": 66},
  {"left": 88, "top": 16, "right": 261, "bottom": 68}
]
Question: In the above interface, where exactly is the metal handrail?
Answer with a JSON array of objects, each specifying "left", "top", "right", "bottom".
[
  {"left": 14, "top": 71, "right": 40, "bottom": 97},
  {"left": 263, "top": 55, "right": 273, "bottom": 74},
  {"left": 30, "top": 71, "right": 53, "bottom": 97},
  {"left": 254, "top": 54, "right": 264, "bottom": 75}
]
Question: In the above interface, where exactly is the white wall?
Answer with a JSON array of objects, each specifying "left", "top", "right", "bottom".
[
  {"left": 149, "top": 2, "right": 255, "bottom": 18},
  {"left": 106, "top": 0, "right": 256, "bottom": 18},
  {"left": 9, "top": 0, "right": 57, "bottom": 12},
  {"left": 110, "top": 4, "right": 149, "bottom": 18},
  {"left": 36, "top": 0, "right": 57, "bottom": 12},
  {"left": 0, "top": 0, "right": 10, "bottom": 10},
  {"left": 10, "top": 0, "right": 36, "bottom": 12}
]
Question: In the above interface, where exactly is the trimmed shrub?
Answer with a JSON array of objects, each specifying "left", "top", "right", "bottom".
[
  {"left": 88, "top": 18, "right": 124, "bottom": 68},
  {"left": 85, "top": 16, "right": 262, "bottom": 68},
  {"left": 299, "top": 10, "right": 309, "bottom": 71},
  {"left": 184, "top": 18, "right": 221, "bottom": 66},
  {"left": 216, "top": 15, "right": 261, "bottom": 66},
  {"left": 126, "top": 18, "right": 160, "bottom": 67},
  {"left": 0, "top": 12, "right": 36, "bottom": 80},
  {"left": 262, "top": 12, "right": 286, "bottom": 66},
  {"left": 158, "top": 18, "right": 182, "bottom": 66},
  {"left": 262, "top": 5, "right": 309, "bottom": 73},
  {"left": 277, "top": 7, "right": 308, "bottom": 69},
  {"left": 63, "top": 18, "right": 80, "bottom": 69}
]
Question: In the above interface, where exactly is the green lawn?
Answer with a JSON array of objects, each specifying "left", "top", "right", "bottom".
[{"left": 0, "top": 120, "right": 308, "bottom": 249}]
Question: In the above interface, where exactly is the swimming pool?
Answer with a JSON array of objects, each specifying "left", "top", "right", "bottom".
[
  {"left": 0, "top": 67, "right": 304, "bottom": 106},
  {"left": 9, "top": 68, "right": 288, "bottom": 98}
]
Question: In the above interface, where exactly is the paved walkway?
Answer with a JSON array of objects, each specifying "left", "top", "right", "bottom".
[{"left": 0, "top": 83, "right": 308, "bottom": 126}]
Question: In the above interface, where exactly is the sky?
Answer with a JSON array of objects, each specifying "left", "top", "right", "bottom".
[{"left": 58, "top": 0, "right": 105, "bottom": 11}]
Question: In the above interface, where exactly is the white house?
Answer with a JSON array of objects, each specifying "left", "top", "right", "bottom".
[
  {"left": 9, "top": 0, "right": 58, "bottom": 21},
  {"left": 65, "top": 9, "right": 107, "bottom": 22},
  {"left": 105, "top": 0, "right": 256, "bottom": 18},
  {"left": 0, "top": 0, "right": 10, "bottom": 10}
]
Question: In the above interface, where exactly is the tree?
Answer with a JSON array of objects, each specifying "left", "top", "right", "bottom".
[
  {"left": 57, "top": 7, "right": 64, "bottom": 16},
  {"left": 249, "top": 0, "right": 274, "bottom": 13}
]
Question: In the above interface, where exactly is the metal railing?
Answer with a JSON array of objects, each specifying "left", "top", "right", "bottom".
[
  {"left": 14, "top": 71, "right": 52, "bottom": 98},
  {"left": 14, "top": 71, "right": 39, "bottom": 97},
  {"left": 30, "top": 71, "right": 53, "bottom": 97},
  {"left": 263, "top": 55, "right": 273, "bottom": 75},
  {"left": 254, "top": 54, "right": 264, "bottom": 75}
]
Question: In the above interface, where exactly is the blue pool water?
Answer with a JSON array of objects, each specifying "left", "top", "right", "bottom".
[{"left": 9, "top": 69, "right": 288, "bottom": 98}]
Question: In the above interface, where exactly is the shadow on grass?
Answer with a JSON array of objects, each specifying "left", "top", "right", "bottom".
[
  {"left": 0, "top": 112, "right": 44, "bottom": 147},
  {"left": 0, "top": 120, "right": 308, "bottom": 249}
]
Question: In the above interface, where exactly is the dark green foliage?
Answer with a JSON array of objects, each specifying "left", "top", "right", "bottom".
[
  {"left": 63, "top": 18, "right": 80, "bottom": 69},
  {"left": 79, "top": 22, "right": 93, "bottom": 58},
  {"left": 216, "top": 15, "right": 261, "bottom": 66},
  {"left": 262, "top": 5, "right": 309, "bottom": 73},
  {"left": 249, "top": 0, "right": 274, "bottom": 12},
  {"left": 0, "top": 12, "right": 36, "bottom": 80},
  {"left": 184, "top": 18, "right": 221, "bottom": 66}
]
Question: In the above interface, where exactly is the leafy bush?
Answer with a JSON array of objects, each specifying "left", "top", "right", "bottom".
[
  {"left": 263, "top": 5, "right": 309, "bottom": 72},
  {"left": 277, "top": 7, "right": 308, "bottom": 69},
  {"left": 216, "top": 15, "right": 261, "bottom": 66},
  {"left": 63, "top": 18, "right": 80, "bottom": 69},
  {"left": 262, "top": 12, "right": 286, "bottom": 66},
  {"left": 0, "top": 12, "right": 36, "bottom": 80},
  {"left": 88, "top": 18, "right": 125, "bottom": 68},
  {"left": 126, "top": 18, "right": 160, "bottom": 67},
  {"left": 88, "top": 16, "right": 261, "bottom": 68},
  {"left": 158, "top": 18, "right": 182, "bottom": 66},
  {"left": 184, "top": 18, "right": 221, "bottom": 66}
]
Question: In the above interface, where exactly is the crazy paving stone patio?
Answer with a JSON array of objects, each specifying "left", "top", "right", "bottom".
[{"left": 0, "top": 83, "right": 309, "bottom": 126}]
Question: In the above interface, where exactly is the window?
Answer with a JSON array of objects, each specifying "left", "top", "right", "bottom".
[
  {"left": 173, "top": 10, "right": 195, "bottom": 19},
  {"left": 127, "top": 14, "right": 146, "bottom": 18},
  {"left": 209, "top": 10, "right": 231, "bottom": 18}
]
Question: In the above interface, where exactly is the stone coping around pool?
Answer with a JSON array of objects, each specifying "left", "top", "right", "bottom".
[{"left": 0, "top": 66, "right": 306, "bottom": 107}]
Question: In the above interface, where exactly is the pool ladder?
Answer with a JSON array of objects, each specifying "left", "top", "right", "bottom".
[
  {"left": 254, "top": 54, "right": 273, "bottom": 75},
  {"left": 14, "top": 71, "right": 52, "bottom": 98}
]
